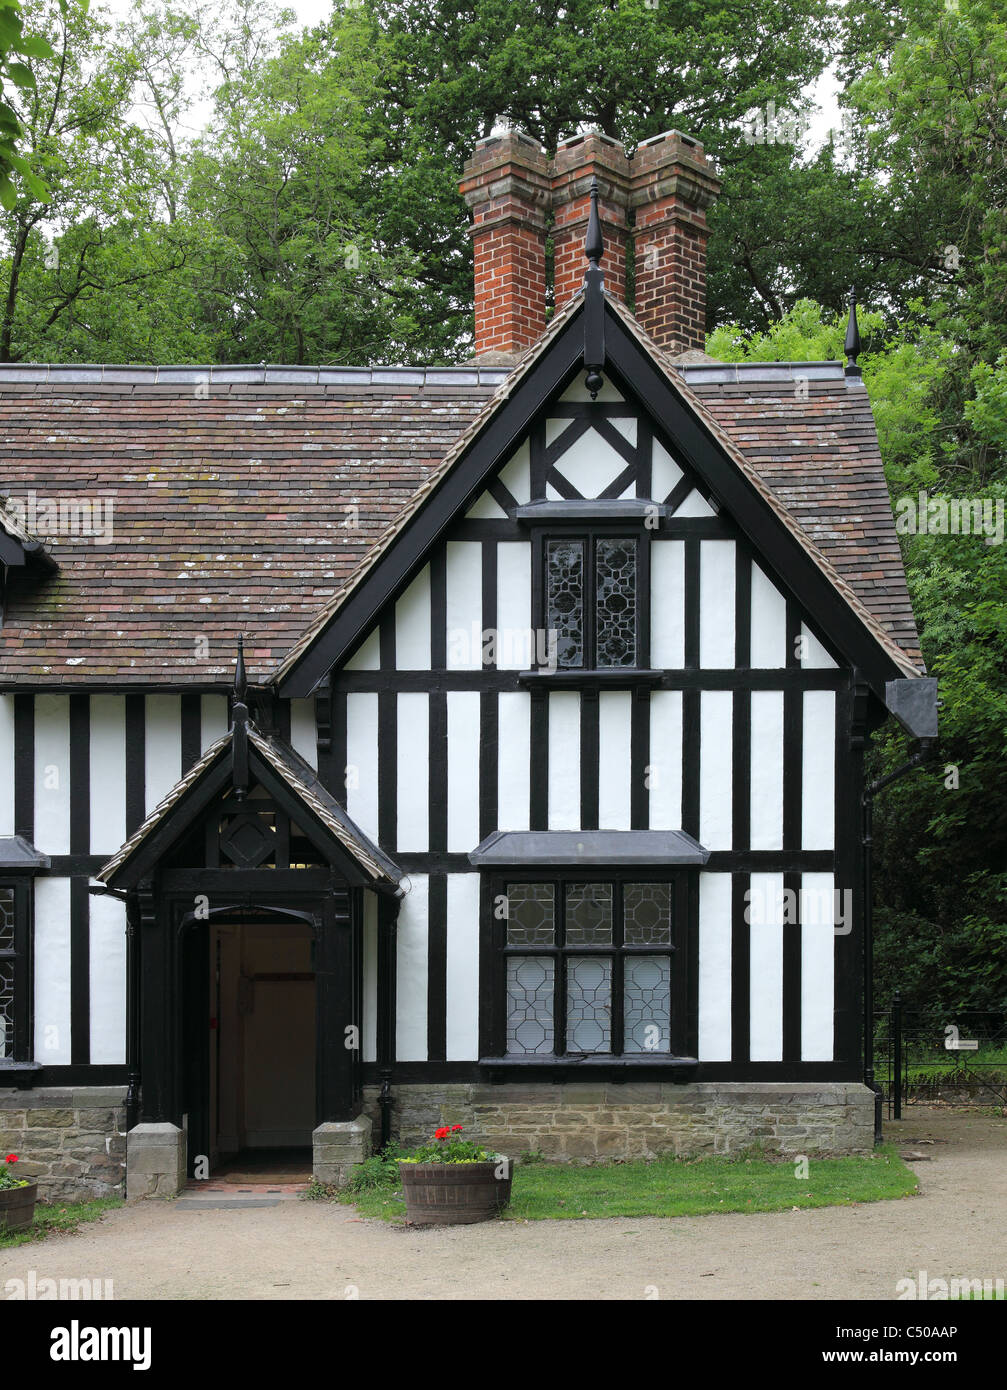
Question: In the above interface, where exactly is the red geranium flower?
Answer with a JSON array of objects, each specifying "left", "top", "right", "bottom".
[
  {"left": 451, "top": 1124, "right": 463, "bottom": 1132},
  {"left": 4, "top": 1154, "right": 17, "bottom": 1164},
  {"left": 434, "top": 1127, "right": 450, "bottom": 1140}
]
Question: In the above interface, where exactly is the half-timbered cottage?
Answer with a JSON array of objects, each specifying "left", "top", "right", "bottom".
[{"left": 0, "top": 130, "right": 936, "bottom": 1198}]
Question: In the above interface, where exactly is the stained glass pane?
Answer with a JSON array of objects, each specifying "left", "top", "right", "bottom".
[
  {"left": 505, "top": 883, "right": 555, "bottom": 946},
  {"left": 595, "top": 537, "right": 637, "bottom": 667},
  {"left": 0, "top": 888, "right": 14, "bottom": 953},
  {"left": 546, "top": 539, "right": 585, "bottom": 668},
  {"left": 0, "top": 960, "right": 13, "bottom": 1059},
  {"left": 565, "top": 882, "right": 613, "bottom": 945},
  {"left": 506, "top": 957, "right": 555, "bottom": 1054},
  {"left": 566, "top": 956, "right": 611, "bottom": 1052},
  {"left": 624, "top": 883, "right": 673, "bottom": 945},
  {"left": 623, "top": 956, "right": 671, "bottom": 1052}
]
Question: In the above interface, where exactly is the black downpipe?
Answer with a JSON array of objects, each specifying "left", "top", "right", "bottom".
[{"left": 862, "top": 739, "right": 934, "bottom": 1144}]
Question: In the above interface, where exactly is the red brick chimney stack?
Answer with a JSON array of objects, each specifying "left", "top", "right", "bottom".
[
  {"left": 458, "top": 128, "right": 552, "bottom": 362},
  {"left": 460, "top": 126, "right": 720, "bottom": 360},
  {"left": 550, "top": 132, "right": 631, "bottom": 310},
  {"left": 630, "top": 130, "right": 721, "bottom": 355}
]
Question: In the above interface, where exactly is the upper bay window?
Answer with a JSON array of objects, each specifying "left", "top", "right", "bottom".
[{"left": 546, "top": 534, "right": 640, "bottom": 669}]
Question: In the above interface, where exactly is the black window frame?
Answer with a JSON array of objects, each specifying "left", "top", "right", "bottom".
[
  {"left": 531, "top": 524, "right": 652, "bottom": 674},
  {"left": 487, "top": 871, "right": 689, "bottom": 1060},
  {"left": 0, "top": 878, "right": 33, "bottom": 1063}
]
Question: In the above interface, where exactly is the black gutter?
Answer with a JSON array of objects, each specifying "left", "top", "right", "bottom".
[{"left": 862, "top": 738, "right": 936, "bottom": 1143}]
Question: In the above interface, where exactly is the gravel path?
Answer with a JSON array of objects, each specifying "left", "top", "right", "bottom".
[{"left": 2, "top": 1107, "right": 1003, "bottom": 1300}]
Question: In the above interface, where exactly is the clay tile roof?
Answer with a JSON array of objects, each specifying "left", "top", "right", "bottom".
[{"left": 0, "top": 308, "right": 922, "bottom": 685}]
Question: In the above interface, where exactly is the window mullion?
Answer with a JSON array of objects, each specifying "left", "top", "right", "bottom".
[
  {"left": 612, "top": 880, "right": 624, "bottom": 1056},
  {"left": 586, "top": 532, "right": 595, "bottom": 670},
  {"left": 554, "top": 879, "right": 567, "bottom": 1056}
]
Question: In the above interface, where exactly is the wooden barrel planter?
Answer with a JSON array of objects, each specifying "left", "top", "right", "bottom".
[
  {"left": 400, "top": 1161, "right": 513, "bottom": 1225},
  {"left": 0, "top": 1182, "right": 38, "bottom": 1233}
]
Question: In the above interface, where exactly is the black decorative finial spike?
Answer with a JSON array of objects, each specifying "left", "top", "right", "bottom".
[
  {"left": 585, "top": 174, "right": 603, "bottom": 268},
  {"left": 582, "top": 175, "right": 606, "bottom": 398},
  {"left": 233, "top": 633, "right": 247, "bottom": 704},
  {"left": 231, "top": 634, "right": 249, "bottom": 799},
  {"left": 844, "top": 289, "right": 862, "bottom": 377}
]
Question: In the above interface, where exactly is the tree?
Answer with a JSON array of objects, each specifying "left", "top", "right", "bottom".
[
  {"left": 711, "top": 297, "right": 1007, "bottom": 1015},
  {"left": 364, "top": 0, "right": 844, "bottom": 347},
  {"left": 0, "top": 0, "right": 60, "bottom": 208}
]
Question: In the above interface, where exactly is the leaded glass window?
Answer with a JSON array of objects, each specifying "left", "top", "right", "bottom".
[
  {"left": 0, "top": 884, "right": 26, "bottom": 1061},
  {"left": 546, "top": 540, "right": 585, "bottom": 668},
  {"left": 501, "top": 878, "right": 680, "bottom": 1058},
  {"left": 595, "top": 539, "right": 637, "bottom": 667},
  {"left": 541, "top": 532, "right": 642, "bottom": 670}
]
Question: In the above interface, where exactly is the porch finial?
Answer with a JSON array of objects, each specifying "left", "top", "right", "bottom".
[
  {"left": 233, "top": 632, "right": 247, "bottom": 704},
  {"left": 231, "top": 635, "right": 249, "bottom": 800},
  {"left": 844, "top": 289, "right": 862, "bottom": 377},
  {"left": 583, "top": 174, "right": 606, "bottom": 400}
]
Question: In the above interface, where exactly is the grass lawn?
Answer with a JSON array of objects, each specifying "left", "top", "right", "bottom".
[
  {"left": 340, "top": 1145, "right": 918, "bottom": 1223},
  {"left": 0, "top": 1196, "right": 123, "bottom": 1249}
]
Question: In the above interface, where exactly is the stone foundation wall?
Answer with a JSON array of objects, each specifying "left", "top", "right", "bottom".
[
  {"left": 361, "top": 1081, "right": 875, "bottom": 1160},
  {"left": 0, "top": 1087, "right": 127, "bottom": 1201}
]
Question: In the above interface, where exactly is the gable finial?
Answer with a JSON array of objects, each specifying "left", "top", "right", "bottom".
[
  {"left": 583, "top": 174, "right": 606, "bottom": 399},
  {"left": 844, "top": 289, "right": 862, "bottom": 377},
  {"left": 585, "top": 174, "right": 603, "bottom": 269}
]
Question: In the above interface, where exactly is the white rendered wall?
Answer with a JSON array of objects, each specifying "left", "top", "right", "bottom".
[
  {"left": 750, "top": 562, "right": 788, "bottom": 667},
  {"left": 547, "top": 691, "right": 580, "bottom": 830},
  {"left": 801, "top": 872, "right": 835, "bottom": 1061},
  {"left": 345, "top": 692, "right": 379, "bottom": 841},
  {"left": 289, "top": 697, "right": 317, "bottom": 769},
  {"left": 447, "top": 692, "right": 480, "bottom": 852},
  {"left": 699, "top": 691, "right": 733, "bottom": 850},
  {"left": 89, "top": 695, "right": 126, "bottom": 854},
  {"left": 446, "top": 874, "right": 480, "bottom": 1060},
  {"left": 144, "top": 694, "right": 181, "bottom": 815},
  {"left": 200, "top": 693, "right": 228, "bottom": 750},
  {"left": 33, "top": 876, "right": 71, "bottom": 1062},
  {"left": 34, "top": 694, "right": 70, "bottom": 854},
  {"left": 497, "top": 693, "right": 530, "bottom": 831},
  {"left": 494, "top": 542, "right": 532, "bottom": 669},
  {"left": 699, "top": 540, "right": 736, "bottom": 667},
  {"left": 648, "top": 690, "right": 682, "bottom": 830},
  {"left": 749, "top": 690, "right": 784, "bottom": 851},
  {"left": 698, "top": 873, "right": 732, "bottom": 1061},
  {"left": 650, "top": 540, "right": 685, "bottom": 669},
  {"left": 0, "top": 695, "right": 14, "bottom": 836},
  {"left": 598, "top": 691, "right": 632, "bottom": 829},
  {"left": 395, "top": 875, "right": 428, "bottom": 1060},
  {"left": 396, "top": 693, "right": 429, "bottom": 851},
  {"left": 748, "top": 872, "right": 784, "bottom": 1061},
  {"left": 802, "top": 691, "right": 836, "bottom": 850},
  {"left": 547, "top": 426, "right": 628, "bottom": 498},
  {"left": 395, "top": 565, "right": 432, "bottom": 670},
  {"left": 445, "top": 541, "right": 483, "bottom": 671},
  {"left": 89, "top": 892, "right": 126, "bottom": 1063}
]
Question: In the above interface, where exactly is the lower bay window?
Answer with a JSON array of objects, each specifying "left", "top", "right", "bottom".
[{"left": 493, "top": 875, "right": 687, "bottom": 1059}]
